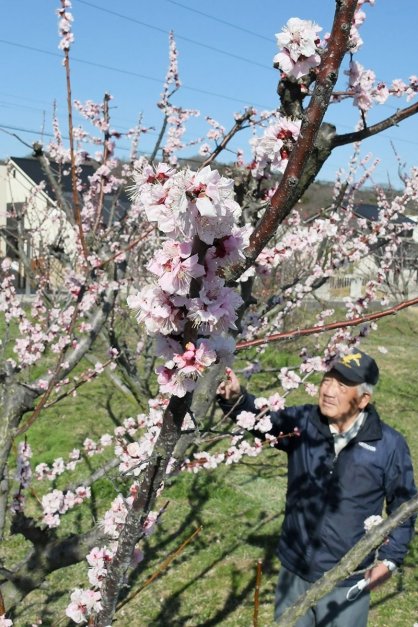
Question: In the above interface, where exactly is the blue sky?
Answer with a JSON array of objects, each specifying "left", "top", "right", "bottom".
[{"left": 1, "top": 0, "right": 418, "bottom": 184}]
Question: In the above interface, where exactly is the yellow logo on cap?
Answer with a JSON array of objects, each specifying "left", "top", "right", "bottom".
[{"left": 340, "top": 353, "right": 362, "bottom": 368}]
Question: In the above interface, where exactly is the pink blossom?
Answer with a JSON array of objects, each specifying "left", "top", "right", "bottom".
[
  {"left": 75, "top": 486, "right": 91, "bottom": 504},
  {"left": 206, "top": 225, "right": 252, "bottom": 271},
  {"left": 173, "top": 341, "right": 216, "bottom": 374},
  {"left": 279, "top": 368, "right": 302, "bottom": 391},
  {"left": 274, "top": 18, "right": 322, "bottom": 79},
  {"left": 157, "top": 340, "right": 217, "bottom": 397},
  {"left": 254, "top": 397, "right": 269, "bottom": 410},
  {"left": 143, "top": 511, "right": 158, "bottom": 536},
  {"left": 199, "top": 143, "right": 211, "bottom": 156},
  {"left": 268, "top": 393, "right": 286, "bottom": 411},
  {"left": 256, "top": 415, "right": 273, "bottom": 433},
  {"left": 148, "top": 240, "right": 205, "bottom": 295},
  {"left": 346, "top": 61, "right": 376, "bottom": 112},
  {"left": 391, "top": 78, "right": 407, "bottom": 97},
  {"left": 102, "top": 494, "right": 129, "bottom": 538},
  {"left": 100, "top": 434, "right": 113, "bottom": 447},
  {"left": 236, "top": 411, "right": 257, "bottom": 430},
  {"left": 305, "top": 383, "right": 318, "bottom": 397},
  {"left": 83, "top": 438, "right": 98, "bottom": 456},
  {"left": 66, "top": 588, "right": 102, "bottom": 623},
  {"left": 373, "top": 82, "right": 389, "bottom": 104},
  {"left": 42, "top": 489, "right": 65, "bottom": 516},
  {"left": 251, "top": 116, "right": 301, "bottom": 177},
  {"left": 86, "top": 546, "right": 113, "bottom": 588},
  {"left": 127, "top": 286, "right": 185, "bottom": 336},
  {"left": 187, "top": 280, "right": 243, "bottom": 334}
]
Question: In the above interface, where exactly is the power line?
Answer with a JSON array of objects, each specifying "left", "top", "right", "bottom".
[
  {"left": 0, "top": 124, "right": 232, "bottom": 166},
  {"left": 163, "top": 0, "right": 272, "bottom": 42},
  {"left": 0, "top": 39, "right": 272, "bottom": 110},
  {"left": 0, "top": 94, "right": 159, "bottom": 135},
  {"left": 73, "top": 0, "right": 273, "bottom": 71},
  {"left": 0, "top": 123, "right": 145, "bottom": 154},
  {"left": 3, "top": 117, "right": 418, "bottom": 157},
  {"left": 0, "top": 100, "right": 47, "bottom": 114},
  {"left": 0, "top": 91, "right": 60, "bottom": 107}
]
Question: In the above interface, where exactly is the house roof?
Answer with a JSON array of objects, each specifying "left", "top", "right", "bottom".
[
  {"left": 353, "top": 203, "right": 417, "bottom": 226},
  {"left": 9, "top": 156, "right": 130, "bottom": 221},
  {"left": 11, "top": 157, "right": 96, "bottom": 199},
  {"left": 10, "top": 156, "right": 130, "bottom": 201}
]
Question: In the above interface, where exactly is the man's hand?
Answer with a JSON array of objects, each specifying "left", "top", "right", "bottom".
[
  {"left": 365, "top": 562, "right": 392, "bottom": 590},
  {"left": 216, "top": 368, "right": 242, "bottom": 402}
]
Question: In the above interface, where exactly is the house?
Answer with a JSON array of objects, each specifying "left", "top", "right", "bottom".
[
  {"left": 0, "top": 156, "right": 128, "bottom": 292},
  {"left": 316, "top": 204, "right": 418, "bottom": 302}
]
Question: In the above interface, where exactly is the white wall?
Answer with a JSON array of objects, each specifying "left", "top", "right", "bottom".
[{"left": 0, "top": 160, "right": 76, "bottom": 258}]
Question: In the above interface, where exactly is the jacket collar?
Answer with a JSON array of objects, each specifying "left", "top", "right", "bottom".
[{"left": 312, "top": 404, "right": 383, "bottom": 442}]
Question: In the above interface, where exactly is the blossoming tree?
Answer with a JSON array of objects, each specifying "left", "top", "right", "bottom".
[{"left": 1, "top": 0, "right": 418, "bottom": 625}]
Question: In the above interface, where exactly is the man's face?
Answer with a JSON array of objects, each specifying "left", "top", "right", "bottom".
[{"left": 318, "top": 371, "right": 370, "bottom": 422}]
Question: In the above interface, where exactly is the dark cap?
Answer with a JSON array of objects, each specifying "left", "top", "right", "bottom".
[{"left": 331, "top": 349, "right": 379, "bottom": 385}]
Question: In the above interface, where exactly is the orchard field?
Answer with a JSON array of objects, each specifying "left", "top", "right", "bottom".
[
  {"left": 2, "top": 307, "right": 416, "bottom": 627},
  {"left": 1, "top": 1, "right": 418, "bottom": 624}
]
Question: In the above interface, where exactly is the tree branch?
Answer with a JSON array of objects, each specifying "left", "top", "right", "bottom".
[
  {"left": 332, "top": 101, "right": 418, "bottom": 148},
  {"left": 276, "top": 493, "right": 418, "bottom": 626},
  {"left": 201, "top": 109, "right": 254, "bottom": 168},
  {"left": 236, "top": 297, "right": 418, "bottom": 350},
  {"left": 245, "top": 0, "right": 359, "bottom": 263}
]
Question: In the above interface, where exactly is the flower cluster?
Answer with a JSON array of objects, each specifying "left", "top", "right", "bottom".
[
  {"left": 41, "top": 486, "right": 91, "bottom": 528},
  {"left": 128, "top": 162, "right": 248, "bottom": 397},
  {"left": 66, "top": 486, "right": 160, "bottom": 622},
  {"left": 156, "top": 340, "right": 217, "bottom": 398},
  {"left": 349, "top": 0, "right": 375, "bottom": 52},
  {"left": 158, "top": 30, "right": 181, "bottom": 109},
  {"left": 250, "top": 115, "right": 301, "bottom": 178},
  {"left": 162, "top": 106, "right": 200, "bottom": 165},
  {"left": 273, "top": 17, "right": 322, "bottom": 79},
  {"left": 86, "top": 545, "right": 115, "bottom": 588},
  {"left": 66, "top": 588, "right": 102, "bottom": 624},
  {"left": 183, "top": 397, "right": 302, "bottom": 473},
  {"left": 347, "top": 61, "right": 418, "bottom": 113},
  {"left": 57, "top": 0, "right": 74, "bottom": 51}
]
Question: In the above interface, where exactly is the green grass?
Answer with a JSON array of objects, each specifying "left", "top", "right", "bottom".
[{"left": 3, "top": 308, "right": 418, "bottom": 626}]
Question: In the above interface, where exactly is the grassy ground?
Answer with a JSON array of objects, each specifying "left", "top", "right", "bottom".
[{"left": 4, "top": 308, "right": 418, "bottom": 626}]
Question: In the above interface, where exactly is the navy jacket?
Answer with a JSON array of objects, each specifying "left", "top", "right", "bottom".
[{"left": 219, "top": 392, "right": 416, "bottom": 584}]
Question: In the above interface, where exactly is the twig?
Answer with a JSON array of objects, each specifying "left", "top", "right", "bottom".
[
  {"left": 276, "top": 493, "right": 418, "bottom": 626},
  {"left": 150, "top": 114, "right": 169, "bottom": 164},
  {"left": 253, "top": 559, "right": 263, "bottom": 627},
  {"left": 236, "top": 296, "right": 418, "bottom": 350},
  {"left": 93, "top": 92, "right": 112, "bottom": 233},
  {"left": 14, "top": 283, "right": 89, "bottom": 436},
  {"left": 114, "top": 525, "right": 203, "bottom": 615},
  {"left": 332, "top": 101, "right": 418, "bottom": 148},
  {"left": 201, "top": 109, "right": 254, "bottom": 168},
  {"left": 95, "top": 226, "right": 154, "bottom": 271},
  {"left": 63, "top": 45, "right": 88, "bottom": 259},
  {"left": 42, "top": 359, "right": 112, "bottom": 409},
  {"left": 0, "top": 589, "right": 5, "bottom": 615},
  {"left": 244, "top": 0, "right": 359, "bottom": 264}
]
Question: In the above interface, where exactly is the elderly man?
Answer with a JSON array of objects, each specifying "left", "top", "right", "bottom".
[{"left": 217, "top": 350, "right": 416, "bottom": 627}]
